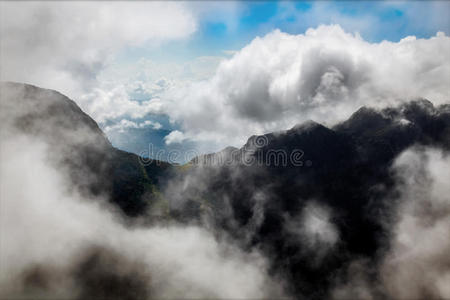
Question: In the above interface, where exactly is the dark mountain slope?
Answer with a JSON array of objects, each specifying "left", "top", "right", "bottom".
[
  {"left": 335, "top": 100, "right": 450, "bottom": 162},
  {"left": 183, "top": 99, "right": 450, "bottom": 298},
  {"left": 0, "top": 82, "right": 172, "bottom": 217}
]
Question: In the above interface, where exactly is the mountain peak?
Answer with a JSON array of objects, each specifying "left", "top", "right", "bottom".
[{"left": 289, "top": 120, "right": 324, "bottom": 133}]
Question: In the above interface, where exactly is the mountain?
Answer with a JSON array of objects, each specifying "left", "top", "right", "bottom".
[
  {"left": 180, "top": 99, "right": 450, "bottom": 298},
  {"left": 0, "top": 82, "right": 172, "bottom": 217},
  {"left": 2, "top": 82, "right": 449, "bottom": 299},
  {"left": 334, "top": 100, "right": 450, "bottom": 161}
]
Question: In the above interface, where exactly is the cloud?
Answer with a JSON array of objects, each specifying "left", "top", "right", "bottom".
[
  {"left": 0, "top": 1, "right": 197, "bottom": 123},
  {"left": 79, "top": 85, "right": 165, "bottom": 124},
  {"left": 283, "top": 201, "right": 339, "bottom": 267},
  {"left": 298, "top": 202, "right": 338, "bottom": 249},
  {"left": 379, "top": 148, "right": 450, "bottom": 299},
  {"left": 104, "top": 119, "right": 162, "bottom": 133},
  {"left": 161, "top": 25, "right": 450, "bottom": 148},
  {"left": 89, "top": 56, "right": 225, "bottom": 124},
  {"left": 164, "top": 130, "right": 188, "bottom": 145}
]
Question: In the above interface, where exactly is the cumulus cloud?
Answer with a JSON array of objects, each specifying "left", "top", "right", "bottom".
[
  {"left": 164, "top": 130, "right": 188, "bottom": 145},
  {"left": 162, "top": 25, "right": 450, "bottom": 148}
]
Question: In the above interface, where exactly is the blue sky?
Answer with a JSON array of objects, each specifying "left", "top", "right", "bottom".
[{"left": 120, "top": 1, "right": 450, "bottom": 64}]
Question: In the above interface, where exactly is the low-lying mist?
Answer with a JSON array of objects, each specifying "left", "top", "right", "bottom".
[
  {"left": 0, "top": 83, "right": 286, "bottom": 299},
  {"left": 332, "top": 148, "right": 450, "bottom": 299},
  {"left": 0, "top": 133, "right": 286, "bottom": 299}
]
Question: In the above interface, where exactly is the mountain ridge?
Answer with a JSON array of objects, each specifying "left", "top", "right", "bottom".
[
  {"left": 0, "top": 81, "right": 172, "bottom": 217},
  {"left": 2, "top": 82, "right": 450, "bottom": 299}
]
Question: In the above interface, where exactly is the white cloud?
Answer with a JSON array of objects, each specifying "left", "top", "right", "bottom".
[
  {"left": 161, "top": 25, "right": 450, "bottom": 148},
  {"left": 96, "top": 56, "right": 226, "bottom": 107},
  {"left": 164, "top": 130, "right": 188, "bottom": 145},
  {"left": 103, "top": 119, "right": 162, "bottom": 133},
  {"left": 79, "top": 85, "right": 165, "bottom": 123},
  {"left": 0, "top": 1, "right": 197, "bottom": 122},
  {"left": 300, "top": 202, "right": 338, "bottom": 248},
  {"left": 284, "top": 201, "right": 339, "bottom": 264}
]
